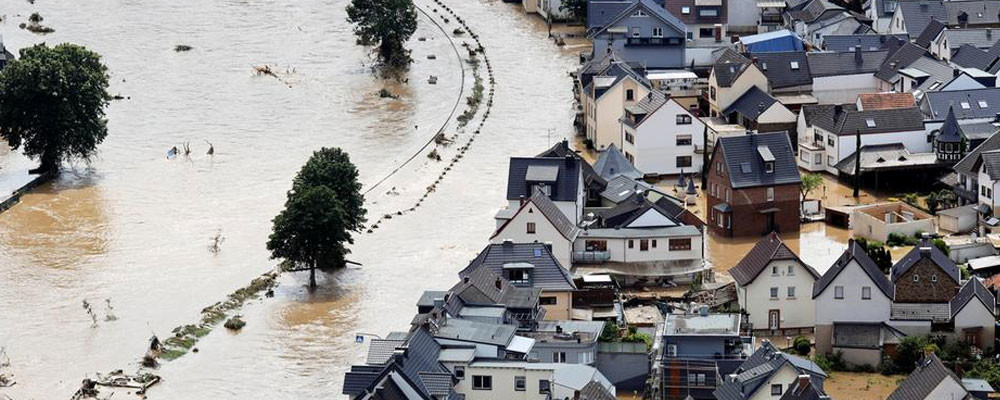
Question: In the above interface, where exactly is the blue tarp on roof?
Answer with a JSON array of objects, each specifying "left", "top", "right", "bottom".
[{"left": 740, "top": 30, "right": 804, "bottom": 53}]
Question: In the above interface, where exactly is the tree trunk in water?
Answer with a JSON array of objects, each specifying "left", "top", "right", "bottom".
[
  {"left": 29, "top": 150, "right": 59, "bottom": 175},
  {"left": 309, "top": 261, "right": 317, "bottom": 290}
]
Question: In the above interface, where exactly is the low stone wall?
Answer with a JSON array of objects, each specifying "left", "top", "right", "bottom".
[{"left": 0, "top": 171, "right": 53, "bottom": 215}]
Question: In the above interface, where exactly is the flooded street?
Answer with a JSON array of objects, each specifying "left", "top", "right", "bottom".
[{"left": 0, "top": 0, "right": 579, "bottom": 398}]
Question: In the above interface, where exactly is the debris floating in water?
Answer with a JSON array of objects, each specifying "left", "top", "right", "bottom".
[{"left": 174, "top": 44, "right": 193, "bottom": 52}]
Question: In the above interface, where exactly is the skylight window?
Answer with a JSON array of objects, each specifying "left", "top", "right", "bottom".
[
  {"left": 790, "top": 61, "right": 800, "bottom": 70},
  {"left": 979, "top": 100, "right": 989, "bottom": 108},
  {"left": 865, "top": 118, "right": 876, "bottom": 128},
  {"left": 961, "top": 102, "right": 971, "bottom": 109},
  {"left": 761, "top": 62, "right": 768, "bottom": 71},
  {"left": 928, "top": 81, "right": 942, "bottom": 91}
]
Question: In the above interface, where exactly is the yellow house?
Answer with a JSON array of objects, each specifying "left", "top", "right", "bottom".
[
  {"left": 707, "top": 50, "right": 769, "bottom": 118},
  {"left": 582, "top": 62, "right": 651, "bottom": 151}
]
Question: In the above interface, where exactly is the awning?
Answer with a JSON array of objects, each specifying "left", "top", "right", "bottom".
[
  {"left": 573, "top": 259, "right": 707, "bottom": 278},
  {"left": 506, "top": 336, "right": 535, "bottom": 354},
  {"left": 582, "top": 274, "right": 613, "bottom": 283},
  {"left": 713, "top": 202, "right": 732, "bottom": 212}
]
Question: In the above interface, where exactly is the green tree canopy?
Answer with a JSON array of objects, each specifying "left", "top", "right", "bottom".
[
  {"left": 800, "top": 173, "right": 823, "bottom": 200},
  {"left": 292, "top": 147, "right": 366, "bottom": 231},
  {"left": 347, "top": 0, "right": 418, "bottom": 71},
  {"left": 0, "top": 43, "right": 111, "bottom": 174}
]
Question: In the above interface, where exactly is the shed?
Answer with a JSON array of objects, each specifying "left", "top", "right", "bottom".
[
  {"left": 968, "top": 255, "right": 1000, "bottom": 276},
  {"left": 938, "top": 204, "right": 979, "bottom": 234},
  {"left": 738, "top": 30, "right": 804, "bottom": 53}
]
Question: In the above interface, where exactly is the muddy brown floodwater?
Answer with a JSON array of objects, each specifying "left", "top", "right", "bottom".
[{"left": 0, "top": 1, "right": 892, "bottom": 399}]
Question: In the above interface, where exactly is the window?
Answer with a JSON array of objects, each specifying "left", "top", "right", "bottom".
[
  {"left": 764, "top": 161, "right": 774, "bottom": 173},
  {"left": 980, "top": 100, "right": 989, "bottom": 108},
  {"left": 761, "top": 62, "right": 768, "bottom": 71},
  {"left": 676, "top": 115, "right": 692, "bottom": 125},
  {"left": 766, "top": 187, "right": 774, "bottom": 202},
  {"left": 814, "top": 153, "right": 822, "bottom": 164},
  {"left": 676, "top": 156, "right": 692, "bottom": 168},
  {"left": 710, "top": 86, "right": 716, "bottom": 100},
  {"left": 509, "top": 269, "right": 530, "bottom": 284},
  {"left": 628, "top": 240, "right": 634, "bottom": 249},
  {"left": 555, "top": 352, "right": 567, "bottom": 363},
  {"left": 625, "top": 132, "right": 635, "bottom": 144},
  {"left": 790, "top": 61, "right": 799, "bottom": 70},
  {"left": 585, "top": 240, "right": 607, "bottom": 251},
  {"left": 699, "top": 28, "right": 714, "bottom": 38},
  {"left": 772, "top": 265, "right": 779, "bottom": 275},
  {"left": 913, "top": 274, "right": 919, "bottom": 282},
  {"left": 677, "top": 135, "right": 693, "bottom": 145},
  {"left": 526, "top": 222, "right": 536, "bottom": 234},
  {"left": 827, "top": 136, "right": 835, "bottom": 146},
  {"left": 634, "top": 10, "right": 647, "bottom": 16},
  {"left": 931, "top": 274, "right": 938, "bottom": 282},
  {"left": 787, "top": 286, "right": 796, "bottom": 298},
  {"left": 771, "top": 384, "right": 783, "bottom": 395},
  {"left": 687, "top": 31, "right": 694, "bottom": 40},
  {"left": 626, "top": 89, "right": 634, "bottom": 101},
  {"left": 787, "top": 265, "right": 794, "bottom": 275},
  {"left": 834, "top": 285, "right": 844, "bottom": 299},
  {"left": 726, "top": 189, "right": 731, "bottom": 202},
  {"left": 652, "top": 239, "right": 657, "bottom": 248},
  {"left": 865, "top": 118, "right": 876, "bottom": 128},
  {"left": 669, "top": 238, "right": 692, "bottom": 250},
  {"left": 652, "top": 27, "right": 663, "bottom": 37},
  {"left": 515, "top": 376, "right": 526, "bottom": 391},
  {"left": 539, "top": 380, "right": 551, "bottom": 394},
  {"left": 631, "top": 27, "right": 640, "bottom": 38},
  {"left": 682, "top": 6, "right": 691, "bottom": 14},
  {"left": 540, "top": 296, "right": 557, "bottom": 305},
  {"left": 640, "top": 239, "right": 649, "bottom": 251},
  {"left": 472, "top": 375, "right": 493, "bottom": 390},
  {"left": 454, "top": 366, "right": 465, "bottom": 379},
  {"left": 770, "top": 287, "right": 779, "bottom": 298},
  {"left": 697, "top": 373, "right": 706, "bottom": 386},
  {"left": 961, "top": 101, "right": 971, "bottom": 109},
  {"left": 699, "top": 8, "right": 719, "bottom": 17},
  {"left": 862, "top": 286, "right": 871, "bottom": 300}
]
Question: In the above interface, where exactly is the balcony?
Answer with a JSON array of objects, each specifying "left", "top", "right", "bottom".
[
  {"left": 760, "top": 14, "right": 784, "bottom": 25},
  {"left": 625, "top": 37, "right": 681, "bottom": 47},
  {"left": 573, "top": 250, "right": 612, "bottom": 263}
]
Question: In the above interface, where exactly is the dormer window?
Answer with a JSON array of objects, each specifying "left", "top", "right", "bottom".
[
  {"left": 764, "top": 161, "right": 774, "bottom": 173},
  {"left": 534, "top": 184, "right": 551, "bottom": 196},
  {"left": 761, "top": 62, "right": 768, "bottom": 71},
  {"left": 504, "top": 262, "right": 534, "bottom": 286}
]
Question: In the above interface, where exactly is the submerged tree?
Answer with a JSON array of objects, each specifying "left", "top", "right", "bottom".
[
  {"left": 0, "top": 43, "right": 110, "bottom": 174},
  {"left": 800, "top": 173, "right": 823, "bottom": 200},
  {"left": 347, "top": 0, "right": 418, "bottom": 72},
  {"left": 559, "top": 0, "right": 587, "bottom": 23},
  {"left": 267, "top": 148, "right": 366, "bottom": 289}
]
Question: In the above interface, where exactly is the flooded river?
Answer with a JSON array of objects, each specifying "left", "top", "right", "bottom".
[{"left": 0, "top": 1, "right": 890, "bottom": 399}]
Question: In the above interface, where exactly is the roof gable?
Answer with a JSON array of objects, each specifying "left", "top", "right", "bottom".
[
  {"left": 813, "top": 240, "right": 894, "bottom": 299},
  {"left": 594, "top": 143, "right": 644, "bottom": 180},
  {"left": 730, "top": 232, "right": 819, "bottom": 286},
  {"left": 460, "top": 242, "right": 576, "bottom": 291},
  {"left": 951, "top": 277, "right": 997, "bottom": 318},
  {"left": 589, "top": 0, "right": 687, "bottom": 40},
  {"left": 888, "top": 354, "right": 968, "bottom": 400},
  {"left": 507, "top": 157, "right": 581, "bottom": 203},
  {"left": 716, "top": 131, "right": 802, "bottom": 189},
  {"left": 891, "top": 239, "right": 961, "bottom": 283}
]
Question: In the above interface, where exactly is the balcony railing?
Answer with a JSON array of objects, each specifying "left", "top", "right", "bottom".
[
  {"left": 625, "top": 37, "right": 681, "bottom": 47},
  {"left": 573, "top": 250, "right": 612, "bottom": 263}
]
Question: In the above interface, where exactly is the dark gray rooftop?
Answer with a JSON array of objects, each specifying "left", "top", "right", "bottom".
[
  {"left": 951, "top": 44, "right": 999, "bottom": 71},
  {"left": 955, "top": 131, "right": 1000, "bottom": 176},
  {"left": 895, "top": 1, "right": 947, "bottom": 35},
  {"left": 888, "top": 354, "right": 968, "bottom": 400},
  {"left": 922, "top": 87, "right": 1000, "bottom": 120},
  {"left": 343, "top": 328, "right": 454, "bottom": 399},
  {"left": 891, "top": 239, "right": 960, "bottom": 283},
  {"left": 587, "top": 0, "right": 633, "bottom": 31},
  {"left": 813, "top": 240, "right": 894, "bottom": 299},
  {"left": 914, "top": 18, "right": 946, "bottom": 47},
  {"left": 823, "top": 34, "right": 908, "bottom": 52},
  {"left": 715, "top": 131, "right": 801, "bottom": 189},
  {"left": 507, "top": 156, "right": 581, "bottom": 203},
  {"left": 753, "top": 51, "right": 813, "bottom": 89},
  {"left": 807, "top": 50, "right": 888, "bottom": 77},
  {"left": 450, "top": 266, "right": 541, "bottom": 309},
  {"left": 712, "top": 49, "right": 752, "bottom": 88},
  {"left": 730, "top": 232, "right": 819, "bottom": 286},
  {"left": 875, "top": 42, "right": 931, "bottom": 82},
  {"left": 951, "top": 277, "right": 996, "bottom": 318},
  {"left": 589, "top": 0, "right": 687, "bottom": 40},
  {"left": 802, "top": 104, "right": 925, "bottom": 135},
  {"left": 723, "top": 86, "right": 779, "bottom": 121},
  {"left": 944, "top": 1, "right": 1000, "bottom": 26},
  {"left": 433, "top": 317, "right": 517, "bottom": 346},
  {"left": 594, "top": 143, "right": 643, "bottom": 180},
  {"left": 461, "top": 242, "right": 576, "bottom": 291},
  {"left": 715, "top": 341, "right": 827, "bottom": 400}
]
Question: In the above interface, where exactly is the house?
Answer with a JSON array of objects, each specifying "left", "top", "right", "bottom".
[
  {"left": 813, "top": 240, "right": 895, "bottom": 365},
  {"left": 440, "top": 266, "right": 547, "bottom": 329},
  {"left": 454, "top": 361, "right": 616, "bottom": 400},
  {"left": 492, "top": 189, "right": 580, "bottom": 270},
  {"left": 921, "top": 27, "right": 1000, "bottom": 62},
  {"left": 796, "top": 104, "right": 927, "bottom": 175},
  {"left": 573, "top": 193, "right": 706, "bottom": 286},
  {"left": 864, "top": 0, "right": 900, "bottom": 33},
  {"left": 937, "top": 204, "right": 979, "bottom": 233},
  {"left": 888, "top": 1, "right": 948, "bottom": 35},
  {"left": 969, "top": 148, "right": 1000, "bottom": 221},
  {"left": 921, "top": 88, "right": 1000, "bottom": 156},
  {"left": 582, "top": 62, "right": 652, "bottom": 151},
  {"left": 522, "top": 0, "right": 570, "bottom": 21},
  {"left": 713, "top": 341, "right": 828, "bottom": 400},
  {"left": 963, "top": 378, "right": 997, "bottom": 400},
  {"left": 661, "top": 0, "right": 728, "bottom": 47},
  {"left": 723, "top": 86, "right": 798, "bottom": 133},
  {"left": 706, "top": 132, "right": 801, "bottom": 236},
  {"left": 807, "top": 49, "right": 889, "bottom": 104},
  {"left": 657, "top": 310, "right": 754, "bottom": 400},
  {"left": 822, "top": 33, "right": 909, "bottom": 51},
  {"left": 749, "top": 51, "right": 815, "bottom": 109},
  {"left": 890, "top": 0, "right": 1000, "bottom": 35},
  {"left": 343, "top": 328, "right": 459, "bottom": 400},
  {"left": 593, "top": 143, "right": 643, "bottom": 180},
  {"left": 850, "top": 202, "right": 935, "bottom": 243},
  {"left": 506, "top": 156, "right": 584, "bottom": 224},
  {"left": 462, "top": 242, "right": 577, "bottom": 320},
  {"left": 521, "top": 320, "right": 605, "bottom": 364},
  {"left": 707, "top": 49, "right": 767, "bottom": 118},
  {"left": 888, "top": 237, "right": 961, "bottom": 334},
  {"left": 589, "top": 0, "right": 688, "bottom": 69},
  {"left": 537, "top": 140, "right": 608, "bottom": 207},
  {"left": 951, "top": 277, "right": 997, "bottom": 349},
  {"left": 620, "top": 91, "right": 708, "bottom": 176},
  {"left": 951, "top": 131, "right": 1000, "bottom": 205},
  {"left": 778, "top": 374, "right": 831, "bottom": 400},
  {"left": 873, "top": 41, "right": 953, "bottom": 94},
  {"left": 731, "top": 232, "right": 820, "bottom": 334},
  {"left": 887, "top": 354, "right": 970, "bottom": 400},
  {"left": 737, "top": 30, "right": 805, "bottom": 53},
  {"left": 784, "top": 0, "right": 873, "bottom": 48}
]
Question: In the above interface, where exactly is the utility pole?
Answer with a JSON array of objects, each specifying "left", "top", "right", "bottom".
[
  {"left": 701, "top": 124, "right": 709, "bottom": 189},
  {"left": 853, "top": 128, "right": 861, "bottom": 198}
]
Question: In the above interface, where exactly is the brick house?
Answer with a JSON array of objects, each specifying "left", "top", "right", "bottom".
[
  {"left": 889, "top": 237, "right": 962, "bottom": 331},
  {"left": 706, "top": 132, "right": 802, "bottom": 237}
]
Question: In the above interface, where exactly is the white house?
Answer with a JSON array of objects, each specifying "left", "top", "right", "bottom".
[
  {"left": 522, "top": 0, "right": 570, "bottom": 21},
  {"left": 583, "top": 62, "right": 652, "bottom": 151},
  {"left": 505, "top": 156, "right": 585, "bottom": 224},
  {"left": 452, "top": 361, "right": 616, "bottom": 400},
  {"left": 812, "top": 240, "right": 894, "bottom": 361},
  {"left": 806, "top": 50, "right": 888, "bottom": 104},
  {"left": 620, "top": 91, "right": 708, "bottom": 176},
  {"left": 951, "top": 277, "right": 997, "bottom": 348},
  {"left": 731, "top": 232, "right": 820, "bottom": 334},
  {"left": 797, "top": 104, "right": 927, "bottom": 175},
  {"left": 707, "top": 49, "right": 768, "bottom": 118},
  {"left": 713, "top": 341, "right": 829, "bottom": 400},
  {"left": 887, "top": 354, "right": 971, "bottom": 400},
  {"left": 492, "top": 189, "right": 580, "bottom": 269}
]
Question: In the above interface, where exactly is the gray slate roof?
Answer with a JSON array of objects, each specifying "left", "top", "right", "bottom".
[
  {"left": 507, "top": 156, "right": 581, "bottom": 203},
  {"left": 802, "top": 104, "right": 925, "bottom": 135},
  {"left": 823, "top": 34, "right": 909, "bottom": 52},
  {"left": 976, "top": 149, "right": 1000, "bottom": 180},
  {"left": 596, "top": 192, "right": 683, "bottom": 228},
  {"left": 713, "top": 49, "right": 753, "bottom": 88},
  {"left": 724, "top": 86, "right": 779, "bottom": 121},
  {"left": 461, "top": 242, "right": 576, "bottom": 291},
  {"left": 715, "top": 131, "right": 801, "bottom": 189},
  {"left": 887, "top": 354, "right": 968, "bottom": 400},
  {"left": 589, "top": 0, "right": 687, "bottom": 39},
  {"left": 939, "top": 106, "right": 965, "bottom": 143},
  {"left": 600, "top": 175, "right": 653, "bottom": 203},
  {"left": 450, "top": 266, "right": 541, "bottom": 309},
  {"left": 915, "top": 18, "right": 946, "bottom": 47},
  {"left": 951, "top": 44, "right": 999, "bottom": 71},
  {"left": 730, "top": 232, "right": 819, "bottom": 286},
  {"left": 753, "top": 51, "right": 813, "bottom": 88},
  {"left": 922, "top": 87, "right": 1000, "bottom": 120},
  {"left": 343, "top": 328, "right": 454, "bottom": 399},
  {"left": 434, "top": 317, "right": 517, "bottom": 346},
  {"left": 587, "top": 0, "right": 633, "bottom": 31},
  {"left": 895, "top": 1, "right": 948, "bottom": 34},
  {"left": 955, "top": 131, "right": 1000, "bottom": 176},
  {"left": 493, "top": 187, "right": 581, "bottom": 242},
  {"left": 951, "top": 277, "right": 996, "bottom": 318},
  {"left": 779, "top": 377, "right": 830, "bottom": 400},
  {"left": 875, "top": 42, "right": 931, "bottom": 82},
  {"left": 594, "top": 143, "right": 643, "bottom": 180},
  {"left": 715, "top": 341, "right": 827, "bottom": 400},
  {"left": 943, "top": 29, "right": 1000, "bottom": 51},
  {"left": 807, "top": 50, "right": 888, "bottom": 77},
  {"left": 891, "top": 239, "right": 961, "bottom": 283},
  {"left": 538, "top": 139, "right": 607, "bottom": 193},
  {"left": 813, "top": 239, "right": 894, "bottom": 299},
  {"left": 944, "top": 1, "right": 1000, "bottom": 26}
]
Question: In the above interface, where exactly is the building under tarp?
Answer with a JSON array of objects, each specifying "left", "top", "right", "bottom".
[{"left": 738, "top": 30, "right": 804, "bottom": 53}]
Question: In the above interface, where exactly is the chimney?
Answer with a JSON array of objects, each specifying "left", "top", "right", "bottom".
[
  {"left": 565, "top": 154, "right": 574, "bottom": 166},
  {"left": 503, "top": 239, "right": 514, "bottom": 247},
  {"left": 994, "top": 112, "right": 1000, "bottom": 123},
  {"left": 834, "top": 104, "right": 844, "bottom": 120},
  {"left": 855, "top": 44, "right": 863, "bottom": 65},
  {"left": 919, "top": 232, "right": 933, "bottom": 255},
  {"left": 463, "top": 276, "right": 470, "bottom": 283},
  {"left": 879, "top": 34, "right": 887, "bottom": 43},
  {"left": 495, "top": 277, "right": 503, "bottom": 290},
  {"left": 751, "top": 56, "right": 759, "bottom": 65},
  {"left": 955, "top": 69, "right": 962, "bottom": 78},
  {"left": 519, "top": 194, "right": 526, "bottom": 205},
  {"left": 797, "top": 375, "right": 811, "bottom": 392}
]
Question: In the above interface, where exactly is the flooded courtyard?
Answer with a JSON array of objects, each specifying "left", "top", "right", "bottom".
[{"left": 0, "top": 0, "right": 895, "bottom": 399}]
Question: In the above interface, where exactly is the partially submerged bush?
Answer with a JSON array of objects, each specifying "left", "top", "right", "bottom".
[{"left": 224, "top": 316, "right": 246, "bottom": 331}]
